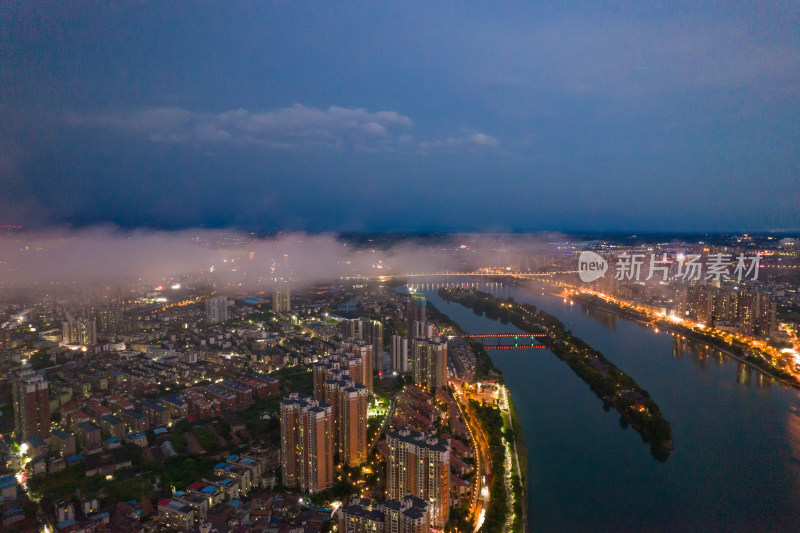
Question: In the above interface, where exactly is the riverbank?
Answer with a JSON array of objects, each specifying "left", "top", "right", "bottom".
[
  {"left": 427, "top": 301, "right": 503, "bottom": 381},
  {"left": 411, "top": 278, "right": 800, "bottom": 531},
  {"left": 440, "top": 287, "right": 674, "bottom": 455},
  {"left": 505, "top": 392, "right": 528, "bottom": 531},
  {"left": 426, "top": 300, "right": 527, "bottom": 531},
  {"left": 561, "top": 289, "right": 800, "bottom": 390}
]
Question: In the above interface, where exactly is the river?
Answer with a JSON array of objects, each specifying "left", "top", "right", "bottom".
[{"left": 403, "top": 278, "right": 800, "bottom": 532}]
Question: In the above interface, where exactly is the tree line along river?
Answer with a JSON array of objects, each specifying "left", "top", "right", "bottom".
[{"left": 406, "top": 278, "right": 800, "bottom": 533}]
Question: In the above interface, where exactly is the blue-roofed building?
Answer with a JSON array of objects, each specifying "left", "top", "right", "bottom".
[
  {"left": 159, "top": 395, "right": 188, "bottom": 419},
  {"left": 200, "top": 475, "right": 240, "bottom": 501},
  {"left": 158, "top": 499, "right": 195, "bottom": 530},
  {"left": 219, "top": 381, "right": 253, "bottom": 407},
  {"left": 55, "top": 518, "right": 77, "bottom": 531},
  {"left": 215, "top": 461, "right": 254, "bottom": 495},
  {"left": 121, "top": 409, "right": 148, "bottom": 433},
  {"left": 76, "top": 421, "right": 101, "bottom": 450},
  {"left": 49, "top": 429, "right": 77, "bottom": 457},
  {"left": 172, "top": 491, "right": 210, "bottom": 520},
  {"left": 100, "top": 414, "right": 126, "bottom": 439},
  {"left": 240, "top": 297, "right": 267, "bottom": 305},
  {"left": 2, "top": 507, "right": 25, "bottom": 527},
  {"left": 26, "top": 434, "right": 48, "bottom": 457},
  {"left": 143, "top": 400, "right": 171, "bottom": 428},
  {"left": 0, "top": 475, "right": 17, "bottom": 501},
  {"left": 204, "top": 385, "right": 237, "bottom": 411},
  {"left": 124, "top": 431, "right": 148, "bottom": 448}
]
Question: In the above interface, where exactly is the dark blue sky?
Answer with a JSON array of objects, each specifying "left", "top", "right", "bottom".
[{"left": 2, "top": 2, "right": 798, "bottom": 232}]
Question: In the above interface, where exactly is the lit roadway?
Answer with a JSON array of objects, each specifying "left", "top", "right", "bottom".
[
  {"left": 0, "top": 434, "right": 51, "bottom": 532},
  {"left": 455, "top": 382, "right": 523, "bottom": 531},
  {"left": 369, "top": 394, "right": 398, "bottom": 451},
  {"left": 497, "top": 384, "right": 523, "bottom": 530},
  {"left": 451, "top": 380, "right": 492, "bottom": 532},
  {"left": 548, "top": 280, "right": 800, "bottom": 384}
]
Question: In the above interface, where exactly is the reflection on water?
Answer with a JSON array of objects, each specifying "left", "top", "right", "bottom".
[
  {"left": 672, "top": 335, "right": 722, "bottom": 369},
  {"left": 406, "top": 280, "right": 508, "bottom": 297},
  {"left": 784, "top": 405, "right": 800, "bottom": 506},
  {"left": 580, "top": 304, "right": 618, "bottom": 330},
  {"left": 414, "top": 277, "right": 784, "bottom": 393},
  {"left": 671, "top": 330, "right": 775, "bottom": 387},
  {"left": 402, "top": 276, "right": 800, "bottom": 531},
  {"left": 786, "top": 406, "right": 800, "bottom": 470}
]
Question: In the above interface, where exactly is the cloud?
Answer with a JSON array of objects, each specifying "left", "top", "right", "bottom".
[
  {"left": 419, "top": 131, "right": 500, "bottom": 150},
  {"left": 68, "top": 104, "right": 501, "bottom": 155},
  {"left": 67, "top": 104, "right": 414, "bottom": 151},
  {"left": 363, "top": 122, "right": 387, "bottom": 135},
  {"left": 467, "top": 14, "right": 800, "bottom": 103},
  {"left": 468, "top": 133, "right": 499, "bottom": 146}
]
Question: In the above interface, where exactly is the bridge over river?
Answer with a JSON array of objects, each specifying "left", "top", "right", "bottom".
[{"left": 466, "top": 332, "right": 547, "bottom": 349}]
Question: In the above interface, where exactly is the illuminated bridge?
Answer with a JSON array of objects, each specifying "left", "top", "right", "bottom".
[
  {"left": 468, "top": 333, "right": 546, "bottom": 338},
  {"left": 341, "top": 270, "right": 576, "bottom": 281},
  {"left": 401, "top": 271, "right": 575, "bottom": 278},
  {"left": 466, "top": 333, "right": 547, "bottom": 350}
]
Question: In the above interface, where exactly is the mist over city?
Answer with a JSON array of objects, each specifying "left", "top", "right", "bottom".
[{"left": 0, "top": 228, "right": 572, "bottom": 290}]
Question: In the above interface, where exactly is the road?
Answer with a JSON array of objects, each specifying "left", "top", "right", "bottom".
[
  {"left": 557, "top": 283, "right": 800, "bottom": 384},
  {"left": 451, "top": 382, "right": 491, "bottom": 532},
  {"left": 370, "top": 393, "right": 398, "bottom": 451},
  {"left": 498, "top": 384, "right": 524, "bottom": 530},
  {"left": 0, "top": 434, "right": 51, "bottom": 531}
]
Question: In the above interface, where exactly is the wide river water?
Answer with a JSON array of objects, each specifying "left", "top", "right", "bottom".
[{"left": 403, "top": 278, "right": 800, "bottom": 532}]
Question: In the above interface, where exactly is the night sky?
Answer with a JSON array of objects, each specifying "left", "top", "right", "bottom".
[{"left": 2, "top": 2, "right": 799, "bottom": 232}]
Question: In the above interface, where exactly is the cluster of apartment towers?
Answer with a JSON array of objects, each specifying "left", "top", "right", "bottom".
[{"left": 280, "top": 294, "right": 450, "bottom": 530}]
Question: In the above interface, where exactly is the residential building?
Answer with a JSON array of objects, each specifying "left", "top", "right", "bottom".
[
  {"left": 407, "top": 293, "right": 427, "bottom": 345},
  {"left": 12, "top": 368, "right": 50, "bottom": 441},
  {"left": 273, "top": 286, "right": 291, "bottom": 313},
  {"left": 411, "top": 339, "right": 447, "bottom": 389},
  {"left": 49, "top": 429, "right": 77, "bottom": 457},
  {"left": 62, "top": 319, "right": 97, "bottom": 345},
  {"left": 386, "top": 428, "right": 450, "bottom": 528},
  {"left": 323, "top": 378, "right": 368, "bottom": 466},
  {"left": 280, "top": 393, "right": 334, "bottom": 493},
  {"left": 392, "top": 334, "right": 409, "bottom": 373},
  {"left": 158, "top": 499, "right": 195, "bottom": 530},
  {"left": 339, "top": 495, "right": 429, "bottom": 533},
  {"left": 205, "top": 296, "right": 228, "bottom": 324},
  {"left": 76, "top": 422, "right": 102, "bottom": 450}
]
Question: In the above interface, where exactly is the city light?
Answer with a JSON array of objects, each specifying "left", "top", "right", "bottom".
[{"left": 3, "top": 3, "right": 797, "bottom": 530}]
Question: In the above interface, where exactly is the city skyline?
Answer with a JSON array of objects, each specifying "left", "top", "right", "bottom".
[
  {"left": 3, "top": 3, "right": 799, "bottom": 232},
  {"left": 1, "top": 4, "right": 799, "bottom": 532}
]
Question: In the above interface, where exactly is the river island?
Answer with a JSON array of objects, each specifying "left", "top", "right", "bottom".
[{"left": 439, "top": 287, "right": 674, "bottom": 456}]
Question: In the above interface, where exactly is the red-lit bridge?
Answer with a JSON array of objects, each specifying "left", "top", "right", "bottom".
[
  {"left": 466, "top": 333, "right": 547, "bottom": 349},
  {"left": 483, "top": 344, "right": 546, "bottom": 350},
  {"left": 467, "top": 333, "right": 546, "bottom": 338}
]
